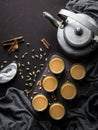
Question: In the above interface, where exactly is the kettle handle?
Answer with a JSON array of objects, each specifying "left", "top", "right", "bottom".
[{"left": 58, "top": 9, "right": 98, "bottom": 35}]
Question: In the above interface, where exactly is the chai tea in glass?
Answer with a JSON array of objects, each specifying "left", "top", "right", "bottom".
[
  {"left": 70, "top": 64, "right": 86, "bottom": 80},
  {"left": 32, "top": 94, "right": 48, "bottom": 111},
  {"left": 42, "top": 75, "right": 58, "bottom": 92},
  {"left": 60, "top": 83, "right": 77, "bottom": 100},
  {"left": 49, "top": 102, "right": 65, "bottom": 120},
  {"left": 49, "top": 57, "right": 65, "bottom": 74}
]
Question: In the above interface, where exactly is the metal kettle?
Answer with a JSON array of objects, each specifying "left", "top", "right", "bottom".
[{"left": 43, "top": 9, "right": 98, "bottom": 58}]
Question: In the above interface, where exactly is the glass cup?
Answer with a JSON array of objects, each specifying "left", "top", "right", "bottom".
[
  {"left": 49, "top": 57, "right": 65, "bottom": 74},
  {"left": 42, "top": 75, "right": 58, "bottom": 92},
  {"left": 49, "top": 102, "right": 65, "bottom": 120},
  {"left": 70, "top": 64, "right": 86, "bottom": 80},
  {"left": 32, "top": 94, "right": 48, "bottom": 111},
  {"left": 60, "top": 82, "right": 77, "bottom": 100}
]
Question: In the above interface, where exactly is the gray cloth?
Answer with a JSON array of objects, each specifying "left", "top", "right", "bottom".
[
  {"left": 64, "top": 93, "right": 98, "bottom": 130},
  {"left": 66, "top": 0, "right": 98, "bottom": 24},
  {"left": 0, "top": 87, "right": 98, "bottom": 130},
  {"left": 0, "top": 87, "right": 44, "bottom": 130}
]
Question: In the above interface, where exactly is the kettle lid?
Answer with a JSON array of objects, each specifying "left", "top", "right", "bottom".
[{"left": 64, "top": 15, "right": 93, "bottom": 48}]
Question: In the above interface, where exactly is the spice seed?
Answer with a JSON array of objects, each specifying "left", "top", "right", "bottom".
[
  {"left": 32, "top": 56, "right": 35, "bottom": 59},
  {"left": 39, "top": 48, "right": 43, "bottom": 52},
  {"left": 18, "top": 63, "right": 21, "bottom": 67},
  {"left": 26, "top": 75, "right": 30, "bottom": 78},
  {"left": 34, "top": 66, "right": 37, "bottom": 69},
  {"left": 29, "top": 72, "right": 32, "bottom": 76},
  {"left": 26, "top": 42, "right": 30, "bottom": 46},
  {"left": 32, "top": 49, "right": 35, "bottom": 52},
  {"left": 45, "top": 58, "right": 48, "bottom": 61},
  {"left": 44, "top": 53, "right": 47, "bottom": 56},
  {"left": 3, "top": 61, "right": 7, "bottom": 64},
  {"left": 39, "top": 87, "right": 42, "bottom": 90},
  {"left": 32, "top": 71, "right": 35, "bottom": 75},
  {"left": 24, "top": 52, "right": 28, "bottom": 55},
  {"left": 36, "top": 80, "right": 41, "bottom": 86},
  {"left": 15, "top": 55, "right": 18, "bottom": 59},
  {"left": 19, "top": 72, "right": 22, "bottom": 75},
  {"left": 40, "top": 64, "right": 44, "bottom": 67},
  {"left": 26, "top": 78, "right": 31, "bottom": 81},
  {"left": 22, "top": 64, "right": 25, "bottom": 67},
  {"left": 29, "top": 83, "right": 32, "bottom": 86},
  {"left": 22, "top": 55, "right": 25, "bottom": 59},
  {"left": 36, "top": 70, "right": 40, "bottom": 74},
  {"left": 21, "top": 75, "right": 24, "bottom": 79},
  {"left": 27, "top": 61, "right": 30, "bottom": 65},
  {"left": 33, "top": 91, "right": 38, "bottom": 95},
  {"left": 43, "top": 75, "right": 46, "bottom": 77},
  {"left": 26, "top": 68, "right": 30, "bottom": 71},
  {"left": 30, "top": 97, "right": 33, "bottom": 100},
  {"left": 35, "top": 55, "right": 39, "bottom": 58},
  {"left": 0, "top": 65, "right": 4, "bottom": 68},
  {"left": 33, "top": 79, "right": 36, "bottom": 82},
  {"left": 25, "top": 83, "right": 29, "bottom": 86},
  {"left": 34, "top": 74, "right": 37, "bottom": 78}
]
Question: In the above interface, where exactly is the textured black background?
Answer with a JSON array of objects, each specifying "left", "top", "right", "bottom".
[{"left": 0, "top": 0, "right": 69, "bottom": 97}]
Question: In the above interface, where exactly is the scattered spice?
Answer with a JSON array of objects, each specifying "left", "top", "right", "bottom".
[
  {"left": 28, "top": 83, "right": 32, "bottom": 86},
  {"left": 31, "top": 55, "right": 35, "bottom": 59},
  {"left": 33, "top": 79, "right": 36, "bottom": 82},
  {"left": 36, "top": 80, "right": 41, "bottom": 86},
  {"left": 0, "top": 65, "right": 4, "bottom": 68},
  {"left": 1, "top": 36, "right": 24, "bottom": 45},
  {"left": 27, "top": 61, "right": 30, "bottom": 65},
  {"left": 25, "top": 83, "right": 29, "bottom": 86},
  {"left": 14, "top": 55, "right": 18, "bottom": 59},
  {"left": 24, "top": 89, "right": 32, "bottom": 96},
  {"left": 35, "top": 54, "right": 39, "bottom": 58},
  {"left": 45, "top": 57, "right": 48, "bottom": 61},
  {"left": 18, "top": 63, "right": 21, "bottom": 67},
  {"left": 26, "top": 77, "right": 32, "bottom": 81},
  {"left": 34, "top": 66, "right": 37, "bottom": 69},
  {"left": 9, "top": 40, "right": 19, "bottom": 54},
  {"left": 22, "top": 52, "right": 28, "bottom": 59},
  {"left": 41, "top": 38, "right": 50, "bottom": 49},
  {"left": 39, "top": 48, "right": 43, "bottom": 52},
  {"left": 1, "top": 36, "right": 24, "bottom": 54},
  {"left": 26, "top": 42, "right": 30, "bottom": 46},
  {"left": 1, "top": 36, "right": 50, "bottom": 98},
  {"left": 21, "top": 75, "right": 24, "bottom": 80},
  {"left": 39, "top": 54, "right": 43, "bottom": 59},
  {"left": 3, "top": 61, "right": 7, "bottom": 64},
  {"left": 32, "top": 49, "right": 35, "bottom": 52},
  {"left": 21, "top": 64, "right": 25, "bottom": 67},
  {"left": 28, "top": 72, "right": 32, "bottom": 76},
  {"left": 26, "top": 68, "right": 30, "bottom": 71},
  {"left": 33, "top": 91, "right": 38, "bottom": 95},
  {"left": 26, "top": 75, "right": 30, "bottom": 78},
  {"left": 36, "top": 69, "right": 40, "bottom": 74},
  {"left": 39, "top": 87, "right": 42, "bottom": 90}
]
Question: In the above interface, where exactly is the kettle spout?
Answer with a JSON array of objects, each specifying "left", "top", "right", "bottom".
[{"left": 43, "top": 11, "right": 60, "bottom": 28}]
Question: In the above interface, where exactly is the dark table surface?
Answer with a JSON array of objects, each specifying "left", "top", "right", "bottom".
[{"left": 0, "top": 0, "right": 69, "bottom": 97}]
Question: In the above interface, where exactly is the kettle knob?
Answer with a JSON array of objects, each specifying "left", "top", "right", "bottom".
[{"left": 75, "top": 27, "right": 83, "bottom": 35}]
